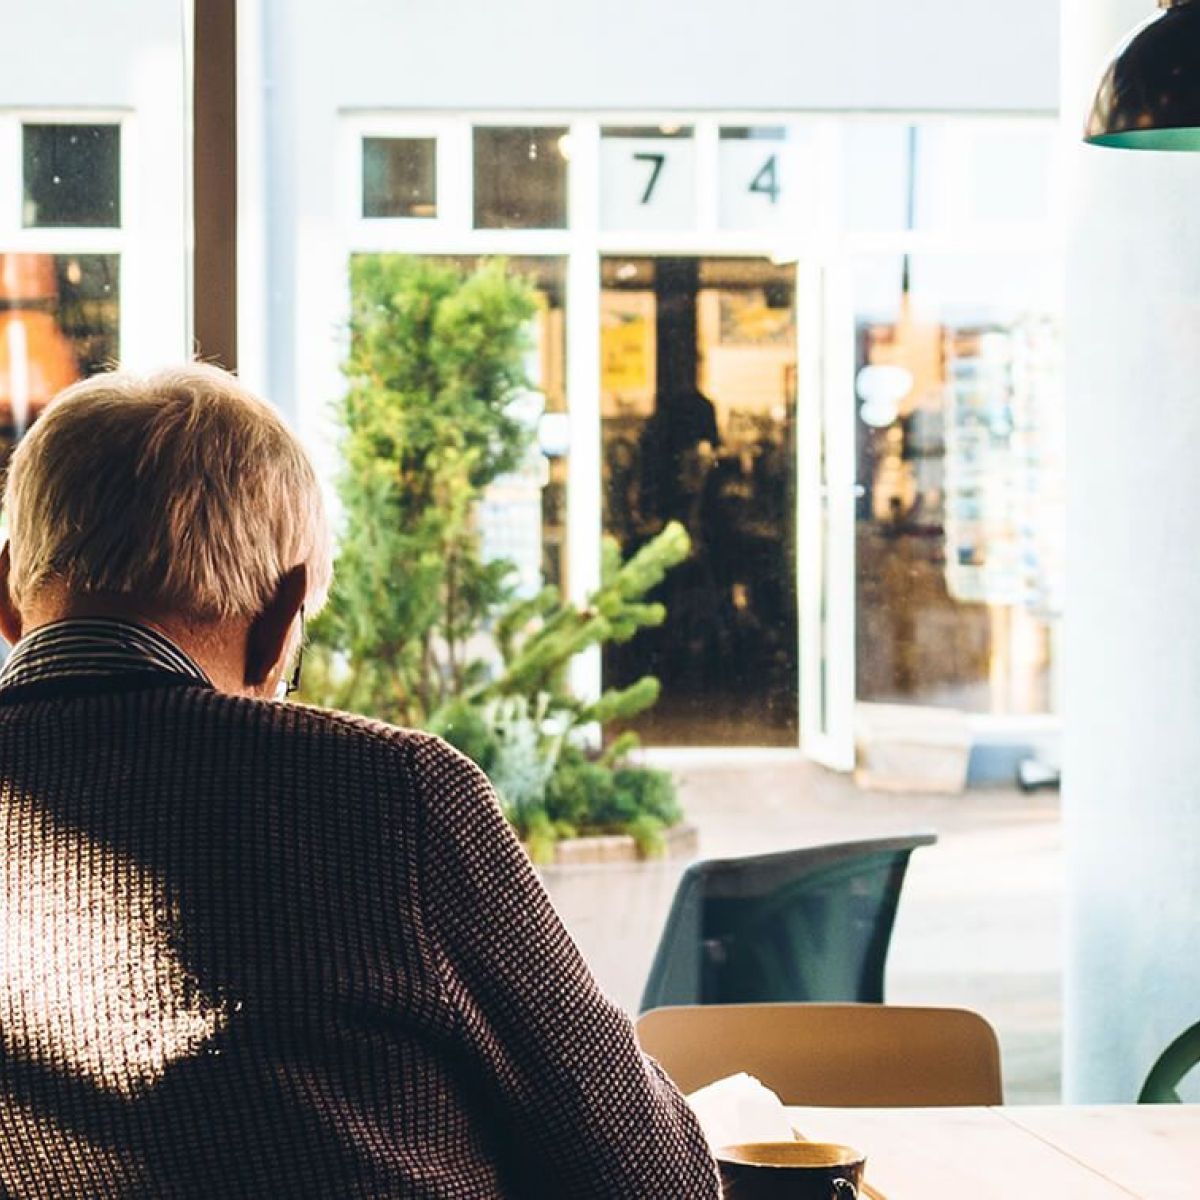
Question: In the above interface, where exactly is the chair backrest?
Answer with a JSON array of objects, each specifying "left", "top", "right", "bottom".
[
  {"left": 1138, "top": 1020, "right": 1200, "bottom": 1103},
  {"left": 637, "top": 1002, "right": 1004, "bottom": 1106},
  {"left": 639, "top": 835, "right": 936, "bottom": 1014}
]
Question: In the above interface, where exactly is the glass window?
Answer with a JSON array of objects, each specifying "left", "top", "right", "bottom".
[
  {"left": 841, "top": 124, "right": 912, "bottom": 233},
  {"left": 23, "top": 124, "right": 121, "bottom": 228},
  {"left": 718, "top": 126, "right": 793, "bottom": 230},
  {"left": 473, "top": 127, "right": 568, "bottom": 229},
  {"left": 852, "top": 255, "right": 1062, "bottom": 716},
  {"left": 0, "top": 253, "right": 119, "bottom": 470},
  {"left": 362, "top": 137, "right": 437, "bottom": 219},
  {"left": 843, "top": 121, "right": 1055, "bottom": 235},
  {"left": 954, "top": 125, "right": 1055, "bottom": 227},
  {"left": 600, "top": 126, "right": 695, "bottom": 232}
]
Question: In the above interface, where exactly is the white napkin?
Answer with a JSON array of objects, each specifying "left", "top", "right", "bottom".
[{"left": 686, "top": 1072, "right": 796, "bottom": 1151}]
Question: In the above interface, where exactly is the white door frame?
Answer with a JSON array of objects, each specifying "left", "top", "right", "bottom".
[{"left": 797, "top": 257, "right": 857, "bottom": 769}]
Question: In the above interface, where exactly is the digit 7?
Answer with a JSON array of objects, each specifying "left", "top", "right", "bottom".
[{"left": 633, "top": 152, "right": 666, "bottom": 205}]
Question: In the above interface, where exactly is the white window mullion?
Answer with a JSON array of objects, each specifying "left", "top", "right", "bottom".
[
  {"left": 442, "top": 120, "right": 473, "bottom": 233},
  {"left": 565, "top": 118, "right": 602, "bottom": 706},
  {"left": 695, "top": 118, "right": 719, "bottom": 234}
]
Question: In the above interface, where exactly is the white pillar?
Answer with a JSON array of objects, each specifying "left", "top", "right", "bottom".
[{"left": 1062, "top": 0, "right": 1200, "bottom": 1101}]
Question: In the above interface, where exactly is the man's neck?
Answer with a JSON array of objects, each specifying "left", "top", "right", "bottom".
[{"left": 16, "top": 589, "right": 252, "bottom": 695}]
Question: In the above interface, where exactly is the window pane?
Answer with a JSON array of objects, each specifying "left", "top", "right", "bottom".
[
  {"left": 928, "top": 123, "right": 1055, "bottom": 228},
  {"left": 362, "top": 137, "right": 437, "bottom": 219},
  {"left": 23, "top": 124, "right": 121, "bottom": 228},
  {"left": 843, "top": 121, "right": 1054, "bottom": 234},
  {"left": 853, "top": 255, "right": 1063, "bottom": 716},
  {"left": 842, "top": 124, "right": 911, "bottom": 233},
  {"left": 718, "top": 126, "right": 796, "bottom": 230},
  {"left": 0, "top": 253, "right": 119, "bottom": 469},
  {"left": 601, "top": 126, "right": 695, "bottom": 232},
  {"left": 473, "top": 127, "right": 568, "bottom": 229}
]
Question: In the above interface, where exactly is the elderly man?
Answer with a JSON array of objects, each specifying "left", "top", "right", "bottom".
[{"left": 0, "top": 365, "right": 719, "bottom": 1199}]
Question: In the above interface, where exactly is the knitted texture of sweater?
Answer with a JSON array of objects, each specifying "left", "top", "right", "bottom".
[{"left": 0, "top": 662, "right": 719, "bottom": 1198}]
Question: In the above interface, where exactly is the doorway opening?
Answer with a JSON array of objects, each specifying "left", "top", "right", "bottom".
[{"left": 600, "top": 255, "right": 798, "bottom": 746}]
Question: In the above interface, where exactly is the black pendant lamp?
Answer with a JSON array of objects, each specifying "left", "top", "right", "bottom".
[{"left": 1086, "top": 0, "right": 1200, "bottom": 149}]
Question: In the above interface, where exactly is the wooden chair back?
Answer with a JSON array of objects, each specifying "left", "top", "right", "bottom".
[{"left": 637, "top": 1003, "right": 1003, "bottom": 1106}]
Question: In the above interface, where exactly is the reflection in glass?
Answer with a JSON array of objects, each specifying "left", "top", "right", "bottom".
[
  {"left": 23, "top": 125, "right": 121, "bottom": 228},
  {"left": 473, "top": 127, "right": 568, "bottom": 229},
  {"left": 0, "top": 253, "right": 119, "bottom": 470},
  {"left": 362, "top": 137, "right": 436, "bottom": 219},
  {"left": 853, "top": 255, "right": 1062, "bottom": 716},
  {"left": 601, "top": 257, "right": 797, "bottom": 746}
]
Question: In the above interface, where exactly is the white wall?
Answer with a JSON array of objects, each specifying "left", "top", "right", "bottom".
[
  {"left": 1, "top": 1, "right": 190, "bottom": 368},
  {"left": 0, "top": 2, "right": 182, "bottom": 109},
  {"left": 289, "top": 0, "right": 1058, "bottom": 115},
  {"left": 1062, "top": 0, "right": 1200, "bottom": 1101},
  {"left": 262, "top": 0, "right": 1061, "bottom": 443}
]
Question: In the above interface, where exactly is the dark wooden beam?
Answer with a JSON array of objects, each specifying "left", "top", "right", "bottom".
[{"left": 193, "top": 0, "right": 237, "bottom": 369}]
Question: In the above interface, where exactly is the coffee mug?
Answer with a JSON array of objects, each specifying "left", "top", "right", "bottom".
[{"left": 717, "top": 1141, "right": 866, "bottom": 1199}]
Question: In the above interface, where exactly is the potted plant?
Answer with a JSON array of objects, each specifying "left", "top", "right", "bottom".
[{"left": 303, "top": 253, "right": 698, "bottom": 909}]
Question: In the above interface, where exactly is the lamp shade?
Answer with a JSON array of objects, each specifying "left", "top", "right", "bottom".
[{"left": 1086, "top": 0, "right": 1200, "bottom": 149}]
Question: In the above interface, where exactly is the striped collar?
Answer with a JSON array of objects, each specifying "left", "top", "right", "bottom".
[{"left": 0, "top": 618, "right": 212, "bottom": 692}]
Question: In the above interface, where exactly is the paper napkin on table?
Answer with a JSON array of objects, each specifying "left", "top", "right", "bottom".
[{"left": 686, "top": 1073, "right": 796, "bottom": 1150}]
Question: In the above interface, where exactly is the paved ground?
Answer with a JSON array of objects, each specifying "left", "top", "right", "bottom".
[{"left": 638, "top": 753, "right": 1062, "bottom": 1104}]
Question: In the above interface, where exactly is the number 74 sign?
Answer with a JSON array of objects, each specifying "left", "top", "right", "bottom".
[{"left": 600, "top": 133, "right": 795, "bottom": 231}]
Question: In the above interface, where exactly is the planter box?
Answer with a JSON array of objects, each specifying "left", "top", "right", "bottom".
[{"left": 535, "top": 823, "right": 699, "bottom": 1013}]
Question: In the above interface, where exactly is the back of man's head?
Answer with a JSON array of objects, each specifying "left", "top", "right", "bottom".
[{"left": 3, "top": 364, "right": 332, "bottom": 624}]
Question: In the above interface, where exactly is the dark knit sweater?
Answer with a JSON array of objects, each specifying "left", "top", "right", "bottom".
[{"left": 0, "top": 659, "right": 720, "bottom": 1197}]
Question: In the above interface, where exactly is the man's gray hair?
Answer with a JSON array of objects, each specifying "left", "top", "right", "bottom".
[{"left": 3, "top": 364, "right": 332, "bottom": 622}]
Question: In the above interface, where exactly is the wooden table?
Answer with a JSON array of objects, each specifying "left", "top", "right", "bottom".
[{"left": 785, "top": 1105, "right": 1200, "bottom": 1198}]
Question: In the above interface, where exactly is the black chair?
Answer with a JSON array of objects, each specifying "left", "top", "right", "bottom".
[
  {"left": 639, "top": 835, "right": 936, "bottom": 1013},
  {"left": 1138, "top": 1020, "right": 1200, "bottom": 1103}
]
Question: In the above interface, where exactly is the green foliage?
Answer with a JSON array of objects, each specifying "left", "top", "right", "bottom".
[
  {"left": 479, "top": 693, "right": 564, "bottom": 837},
  {"left": 612, "top": 765, "right": 683, "bottom": 827},
  {"left": 545, "top": 747, "right": 614, "bottom": 829},
  {"left": 542, "top": 746, "right": 681, "bottom": 859},
  {"left": 306, "top": 254, "right": 537, "bottom": 726},
  {"left": 485, "top": 522, "right": 690, "bottom": 705},
  {"left": 304, "top": 253, "right": 691, "bottom": 860},
  {"left": 626, "top": 814, "right": 668, "bottom": 860},
  {"left": 427, "top": 699, "right": 497, "bottom": 774}
]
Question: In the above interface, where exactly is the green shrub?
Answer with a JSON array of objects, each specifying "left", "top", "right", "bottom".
[
  {"left": 626, "top": 813, "right": 668, "bottom": 859},
  {"left": 428, "top": 699, "right": 498, "bottom": 773},
  {"left": 612, "top": 766, "right": 682, "bottom": 828},
  {"left": 304, "top": 253, "right": 690, "bottom": 859},
  {"left": 541, "top": 750, "right": 681, "bottom": 858}
]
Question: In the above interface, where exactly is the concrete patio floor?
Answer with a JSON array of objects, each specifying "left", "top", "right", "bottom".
[{"left": 641, "top": 752, "right": 1063, "bottom": 1105}]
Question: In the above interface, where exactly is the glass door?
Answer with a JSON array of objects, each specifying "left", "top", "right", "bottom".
[{"left": 599, "top": 255, "right": 799, "bottom": 746}]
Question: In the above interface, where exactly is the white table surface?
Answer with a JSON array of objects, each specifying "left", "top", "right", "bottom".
[{"left": 785, "top": 1104, "right": 1200, "bottom": 1199}]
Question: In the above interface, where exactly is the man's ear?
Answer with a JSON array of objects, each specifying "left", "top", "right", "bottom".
[
  {"left": 245, "top": 563, "right": 307, "bottom": 690},
  {"left": 0, "top": 542, "right": 24, "bottom": 647}
]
